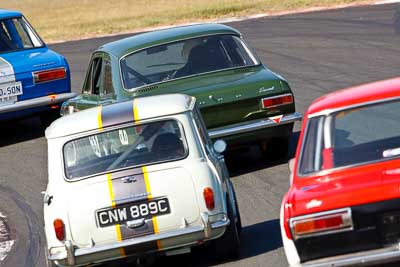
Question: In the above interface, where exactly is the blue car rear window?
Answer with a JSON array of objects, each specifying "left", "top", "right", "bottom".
[{"left": 0, "top": 17, "right": 43, "bottom": 53}]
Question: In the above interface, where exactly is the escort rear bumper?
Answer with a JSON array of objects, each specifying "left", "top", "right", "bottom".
[
  {"left": 0, "top": 92, "right": 77, "bottom": 114},
  {"left": 208, "top": 112, "right": 302, "bottom": 139}
]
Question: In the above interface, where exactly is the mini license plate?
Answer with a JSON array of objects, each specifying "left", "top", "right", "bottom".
[
  {"left": 0, "top": 81, "right": 23, "bottom": 100},
  {"left": 96, "top": 198, "right": 170, "bottom": 228}
]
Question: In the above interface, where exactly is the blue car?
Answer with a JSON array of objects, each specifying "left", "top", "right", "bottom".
[{"left": 0, "top": 9, "right": 76, "bottom": 126}]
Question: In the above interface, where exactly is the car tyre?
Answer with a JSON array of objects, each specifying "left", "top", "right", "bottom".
[
  {"left": 46, "top": 259, "right": 57, "bottom": 267},
  {"left": 231, "top": 187, "right": 242, "bottom": 235},
  {"left": 44, "top": 246, "right": 57, "bottom": 267},
  {"left": 40, "top": 108, "right": 60, "bottom": 128},
  {"left": 260, "top": 136, "right": 289, "bottom": 160},
  {"left": 213, "top": 195, "right": 241, "bottom": 261}
]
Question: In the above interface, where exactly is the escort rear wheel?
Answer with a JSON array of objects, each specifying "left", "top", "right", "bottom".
[{"left": 260, "top": 136, "right": 289, "bottom": 160}]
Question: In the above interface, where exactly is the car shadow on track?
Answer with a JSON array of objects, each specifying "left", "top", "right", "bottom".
[
  {"left": 225, "top": 131, "right": 300, "bottom": 178},
  {"left": 239, "top": 218, "right": 283, "bottom": 258},
  {"left": 136, "top": 218, "right": 282, "bottom": 267},
  {"left": 0, "top": 118, "right": 44, "bottom": 147}
]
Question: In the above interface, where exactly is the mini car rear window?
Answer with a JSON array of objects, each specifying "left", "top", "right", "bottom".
[
  {"left": 0, "top": 17, "right": 43, "bottom": 53},
  {"left": 63, "top": 120, "right": 188, "bottom": 179},
  {"left": 298, "top": 99, "right": 400, "bottom": 175},
  {"left": 120, "top": 34, "right": 259, "bottom": 90}
]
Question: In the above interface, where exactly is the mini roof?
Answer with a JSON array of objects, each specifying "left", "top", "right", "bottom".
[{"left": 46, "top": 94, "right": 196, "bottom": 139}]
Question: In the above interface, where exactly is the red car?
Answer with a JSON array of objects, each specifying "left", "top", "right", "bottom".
[{"left": 280, "top": 78, "right": 400, "bottom": 267}]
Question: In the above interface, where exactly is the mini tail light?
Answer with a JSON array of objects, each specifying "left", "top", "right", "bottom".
[
  {"left": 53, "top": 219, "right": 65, "bottom": 241},
  {"left": 33, "top": 68, "right": 66, "bottom": 83},
  {"left": 290, "top": 208, "right": 353, "bottom": 240},
  {"left": 261, "top": 94, "right": 293, "bottom": 109},
  {"left": 203, "top": 187, "right": 215, "bottom": 210}
]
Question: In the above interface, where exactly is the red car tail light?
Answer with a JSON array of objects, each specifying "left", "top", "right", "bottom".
[
  {"left": 33, "top": 68, "right": 66, "bottom": 83},
  {"left": 261, "top": 94, "right": 293, "bottom": 109},
  {"left": 203, "top": 187, "right": 215, "bottom": 210},
  {"left": 53, "top": 218, "right": 65, "bottom": 241},
  {"left": 290, "top": 208, "right": 353, "bottom": 240}
]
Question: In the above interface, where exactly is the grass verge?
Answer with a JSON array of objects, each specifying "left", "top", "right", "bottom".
[{"left": 3, "top": 0, "right": 372, "bottom": 42}]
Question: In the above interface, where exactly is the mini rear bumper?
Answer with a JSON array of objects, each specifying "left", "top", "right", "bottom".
[
  {"left": 0, "top": 92, "right": 77, "bottom": 114},
  {"left": 48, "top": 212, "right": 229, "bottom": 266},
  {"left": 208, "top": 112, "right": 302, "bottom": 139},
  {"left": 295, "top": 245, "right": 400, "bottom": 267}
]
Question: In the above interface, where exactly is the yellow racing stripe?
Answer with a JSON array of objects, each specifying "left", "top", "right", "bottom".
[
  {"left": 97, "top": 106, "right": 103, "bottom": 131},
  {"left": 152, "top": 217, "right": 159, "bottom": 233},
  {"left": 133, "top": 98, "right": 139, "bottom": 122},
  {"left": 142, "top": 166, "right": 162, "bottom": 250},
  {"left": 134, "top": 101, "right": 161, "bottom": 250},
  {"left": 153, "top": 217, "right": 162, "bottom": 249},
  {"left": 142, "top": 166, "right": 152, "bottom": 200},
  {"left": 116, "top": 224, "right": 123, "bottom": 240},
  {"left": 106, "top": 174, "right": 126, "bottom": 257},
  {"left": 107, "top": 174, "right": 116, "bottom": 207}
]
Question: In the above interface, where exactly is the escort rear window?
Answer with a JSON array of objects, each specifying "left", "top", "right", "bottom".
[
  {"left": 120, "top": 34, "right": 259, "bottom": 90},
  {"left": 63, "top": 120, "right": 188, "bottom": 179},
  {"left": 0, "top": 17, "right": 43, "bottom": 53}
]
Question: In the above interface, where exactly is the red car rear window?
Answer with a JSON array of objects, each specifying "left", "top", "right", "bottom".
[{"left": 298, "top": 99, "right": 400, "bottom": 175}]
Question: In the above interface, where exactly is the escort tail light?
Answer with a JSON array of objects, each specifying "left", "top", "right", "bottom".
[
  {"left": 33, "top": 68, "right": 66, "bottom": 83},
  {"left": 261, "top": 94, "right": 293, "bottom": 109},
  {"left": 203, "top": 187, "right": 215, "bottom": 210},
  {"left": 53, "top": 218, "right": 65, "bottom": 241},
  {"left": 290, "top": 208, "right": 353, "bottom": 240}
]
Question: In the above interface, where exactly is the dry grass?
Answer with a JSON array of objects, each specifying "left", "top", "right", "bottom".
[{"left": 3, "top": 0, "right": 371, "bottom": 42}]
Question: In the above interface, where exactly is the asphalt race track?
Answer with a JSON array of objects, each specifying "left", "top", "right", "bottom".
[{"left": 1, "top": 3, "right": 400, "bottom": 267}]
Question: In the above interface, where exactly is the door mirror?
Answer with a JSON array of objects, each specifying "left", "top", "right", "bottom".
[
  {"left": 288, "top": 158, "right": 295, "bottom": 185},
  {"left": 213, "top": 139, "right": 227, "bottom": 154}
]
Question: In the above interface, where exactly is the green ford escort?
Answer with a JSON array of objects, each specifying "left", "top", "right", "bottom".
[{"left": 62, "top": 23, "right": 301, "bottom": 156}]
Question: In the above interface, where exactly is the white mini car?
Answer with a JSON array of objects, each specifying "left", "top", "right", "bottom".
[{"left": 43, "top": 94, "right": 241, "bottom": 266}]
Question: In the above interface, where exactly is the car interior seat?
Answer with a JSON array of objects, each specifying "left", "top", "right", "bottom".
[
  {"left": 152, "top": 132, "right": 184, "bottom": 160},
  {"left": 0, "top": 27, "right": 15, "bottom": 51},
  {"left": 175, "top": 38, "right": 230, "bottom": 78}
]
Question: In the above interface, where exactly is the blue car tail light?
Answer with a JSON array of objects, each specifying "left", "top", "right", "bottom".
[{"left": 33, "top": 67, "right": 66, "bottom": 84}]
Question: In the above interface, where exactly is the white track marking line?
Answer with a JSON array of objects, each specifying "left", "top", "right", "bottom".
[
  {"left": 0, "top": 240, "right": 14, "bottom": 261},
  {"left": 0, "top": 215, "right": 14, "bottom": 262},
  {"left": 375, "top": 0, "right": 400, "bottom": 4}
]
